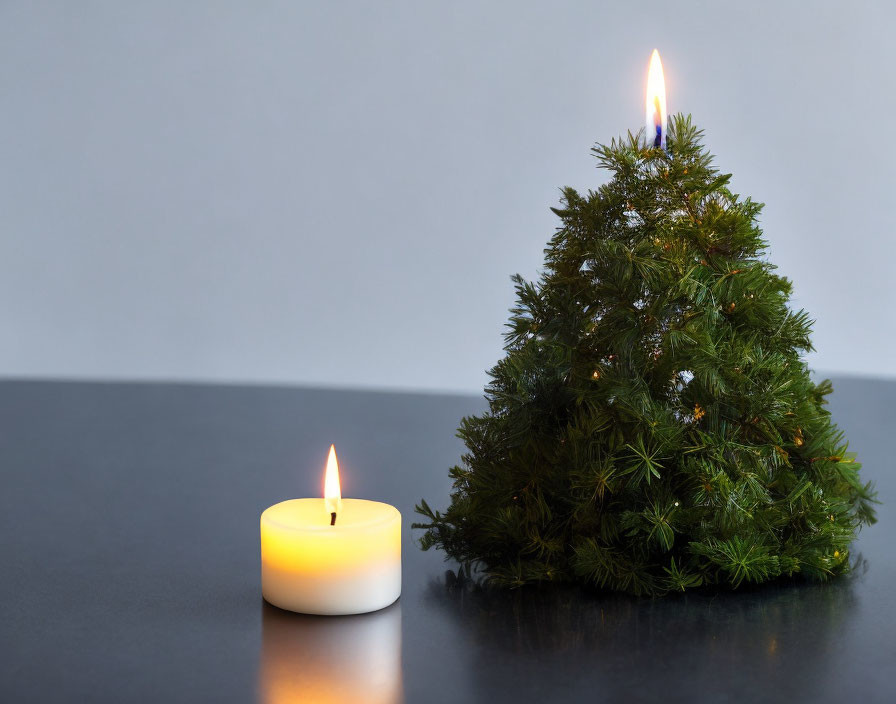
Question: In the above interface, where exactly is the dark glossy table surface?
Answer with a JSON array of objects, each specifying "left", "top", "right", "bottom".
[{"left": 1, "top": 378, "right": 893, "bottom": 703}]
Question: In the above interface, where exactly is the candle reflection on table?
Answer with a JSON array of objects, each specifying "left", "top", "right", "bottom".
[{"left": 259, "top": 600, "right": 403, "bottom": 704}]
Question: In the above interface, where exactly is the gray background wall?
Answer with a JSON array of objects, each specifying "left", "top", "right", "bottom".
[{"left": 1, "top": 1, "right": 892, "bottom": 394}]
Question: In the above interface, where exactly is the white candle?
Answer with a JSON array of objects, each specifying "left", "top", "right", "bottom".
[{"left": 260, "top": 446, "right": 401, "bottom": 615}]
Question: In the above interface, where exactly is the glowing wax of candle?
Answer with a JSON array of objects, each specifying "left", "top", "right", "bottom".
[{"left": 260, "top": 446, "right": 401, "bottom": 615}]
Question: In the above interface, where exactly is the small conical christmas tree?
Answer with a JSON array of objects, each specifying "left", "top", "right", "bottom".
[{"left": 415, "top": 115, "right": 876, "bottom": 595}]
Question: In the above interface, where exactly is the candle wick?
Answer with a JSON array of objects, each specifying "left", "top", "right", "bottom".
[{"left": 330, "top": 512, "right": 337, "bottom": 526}]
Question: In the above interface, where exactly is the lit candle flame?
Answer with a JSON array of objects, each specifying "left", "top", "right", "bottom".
[
  {"left": 324, "top": 444, "right": 342, "bottom": 522},
  {"left": 646, "top": 49, "right": 667, "bottom": 149}
]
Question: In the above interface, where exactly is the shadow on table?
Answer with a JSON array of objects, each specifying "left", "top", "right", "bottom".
[
  {"left": 257, "top": 600, "right": 404, "bottom": 704},
  {"left": 424, "top": 559, "right": 867, "bottom": 698}
]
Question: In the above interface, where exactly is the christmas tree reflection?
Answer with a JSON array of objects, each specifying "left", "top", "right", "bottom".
[{"left": 425, "top": 560, "right": 865, "bottom": 697}]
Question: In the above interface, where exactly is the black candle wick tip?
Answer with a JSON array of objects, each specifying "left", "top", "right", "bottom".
[{"left": 330, "top": 512, "right": 337, "bottom": 526}]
